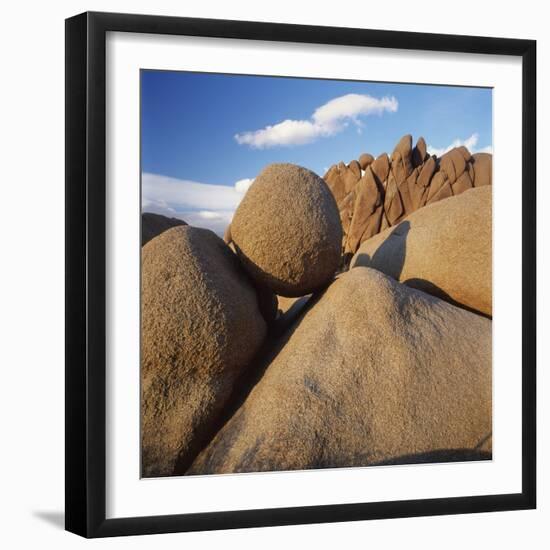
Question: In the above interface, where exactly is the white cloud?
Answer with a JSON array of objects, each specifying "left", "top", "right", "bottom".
[
  {"left": 427, "top": 133, "right": 493, "bottom": 157},
  {"left": 235, "top": 93, "right": 398, "bottom": 149},
  {"left": 235, "top": 119, "right": 328, "bottom": 149},
  {"left": 184, "top": 211, "right": 234, "bottom": 235},
  {"left": 234, "top": 178, "right": 254, "bottom": 193},
  {"left": 142, "top": 172, "right": 245, "bottom": 236},
  {"left": 312, "top": 94, "right": 398, "bottom": 126},
  {"left": 197, "top": 210, "right": 226, "bottom": 220}
]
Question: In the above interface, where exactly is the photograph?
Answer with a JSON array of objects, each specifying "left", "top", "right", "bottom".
[
  {"left": 140, "top": 71, "right": 493, "bottom": 478},
  {"left": 0, "top": 0, "right": 542, "bottom": 544}
]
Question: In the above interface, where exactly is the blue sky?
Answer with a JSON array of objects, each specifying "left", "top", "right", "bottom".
[{"left": 141, "top": 70, "right": 492, "bottom": 234}]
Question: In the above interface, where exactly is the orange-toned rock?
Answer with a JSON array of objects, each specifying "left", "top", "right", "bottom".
[
  {"left": 338, "top": 190, "right": 356, "bottom": 238},
  {"left": 426, "top": 171, "right": 453, "bottom": 205},
  {"left": 472, "top": 153, "right": 492, "bottom": 187},
  {"left": 417, "top": 156, "right": 436, "bottom": 188},
  {"left": 390, "top": 134, "right": 414, "bottom": 184},
  {"left": 405, "top": 168, "right": 427, "bottom": 212},
  {"left": 358, "top": 153, "right": 375, "bottom": 170},
  {"left": 427, "top": 148, "right": 474, "bottom": 204},
  {"left": 348, "top": 160, "right": 362, "bottom": 179},
  {"left": 371, "top": 153, "right": 390, "bottom": 184},
  {"left": 412, "top": 136, "right": 428, "bottom": 167},
  {"left": 326, "top": 138, "right": 491, "bottom": 247},
  {"left": 345, "top": 167, "right": 384, "bottom": 254},
  {"left": 323, "top": 164, "right": 348, "bottom": 204},
  {"left": 324, "top": 162, "right": 362, "bottom": 202},
  {"left": 384, "top": 172, "right": 404, "bottom": 225}
]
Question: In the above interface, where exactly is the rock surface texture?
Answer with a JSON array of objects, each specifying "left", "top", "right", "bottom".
[
  {"left": 141, "top": 226, "right": 267, "bottom": 477},
  {"left": 231, "top": 163, "right": 342, "bottom": 297},
  {"left": 188, "top": 267, "right": 492, "bottom": 475},
  {"left": 323, "top": 135, "right": 492, "bottom": 257},
  {"left": 351, "top": 186, "right": 492, "bottom": 317}
]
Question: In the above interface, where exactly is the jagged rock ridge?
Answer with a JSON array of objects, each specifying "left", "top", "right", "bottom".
[{"left": 323, "top": 135, "right": 492, "bottom": 259}]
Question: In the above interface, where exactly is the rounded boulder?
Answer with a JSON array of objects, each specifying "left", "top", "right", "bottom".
[
  {"left": 358, "top": 153, "right": 374, "bottom": 170},
  {"left": 141, "top": 226, "right": 267, "bottom": 477},
  {"left": 188, "top": 267, "right": 492, "bottom": 475},
  {"left": 231, "top": 163, "right": 343, "bottom": 297},
  {"left": 351, "top": 186, "right": 492, "bottom": 316}
]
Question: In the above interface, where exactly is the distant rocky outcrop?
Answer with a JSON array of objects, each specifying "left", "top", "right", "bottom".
[
  {"left": 188, "top": 267, "right": 492, "bottom": 475},
  {"left": 141, "top": 226, "right": 267, "bottom": 477},
  {"left": 231, "top": 163, "right": 342, "bottom": 297},
  {"left": 141, "top": 212, "right": 187, "bottom": 246},
  {"left": 324, "top": 135, "right": 492, "bottom": 258},
  {"left": 351, "top": 186, "right": 492, "bottom": 317}
]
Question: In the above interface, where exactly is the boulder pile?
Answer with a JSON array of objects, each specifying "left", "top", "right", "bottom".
[
  {"left": 189, "top": 267, "right": 491, "bottom": 475},
  {"left": 323, "top": 134, "right": 492, "bottom": 258},
  {"left": 141, "top": 145, "right": 493, "bottom": 478}
]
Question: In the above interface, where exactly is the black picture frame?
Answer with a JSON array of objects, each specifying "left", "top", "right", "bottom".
[{"left": 65, "top": 11, "right": 537, "bottom": 538}]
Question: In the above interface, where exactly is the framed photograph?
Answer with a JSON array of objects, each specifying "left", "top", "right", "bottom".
[{"left": 65, "top": 11, "right": 536, "bottom": 538}]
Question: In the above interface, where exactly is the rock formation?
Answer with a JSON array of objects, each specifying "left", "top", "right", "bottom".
[
  {"left": 141, "top": 226, "right": 267, "bottom": 477},
  {"left": 471, "top": 152, "right": 492, "bottom": 187},
  {"left": 345, "top": 166, "right": 385, "bottom": 254},
  {"left": 351, "top": 186, "right": 492, "bottom": 317},
  {"left": 324, "top": 135, "right": 492, "bottom": 258},
  {"left": 358, "top": 153, "right": 374, "bottom": 169},
  {"left": 141, "top": 212, "right": 187, "bottom": 246},
  {"left": 231, "top": 163, "right": 343, "bottom": 297},
  {"left": 140, "top": 142, "right": 493, "bottom": 479},
  {"left": 188, "top": 267, "right": 492, "bottom": 475}
]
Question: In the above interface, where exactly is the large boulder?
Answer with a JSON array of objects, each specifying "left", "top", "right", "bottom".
[
  {"left": 188, "top": 267, "right": 492, "bottom": 474},
  {"left": 231, "top": 163, "right": 343, "bottom": 297},
  {"left": 351, "top": 186, "right": 492, "bottom": 316},
  {"left": 141, "top": 226, "right": 267, "bottom": 477},
  {"left": 141, "top": 212, "right": 186, "bottom": 246}
]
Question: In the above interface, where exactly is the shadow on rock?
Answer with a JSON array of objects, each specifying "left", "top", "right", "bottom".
[
  {"left": 404, "top": 278, "right": 492, "bottom": 319},
  {"left": 370, "top": 448, "right": 492, "bottom": 466},
  {"left": 352, "top": 220, "right": 411, "bottom": 279}
]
